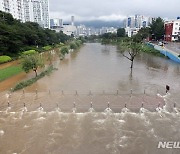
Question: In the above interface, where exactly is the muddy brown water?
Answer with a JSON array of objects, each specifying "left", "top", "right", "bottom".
[{"left": 0, "top": 43, "right": 180, "bottom": 154}]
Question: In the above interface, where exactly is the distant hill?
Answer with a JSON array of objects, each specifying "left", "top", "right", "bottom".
[{"left": 64, "top": 20, "right": 123, "bottom": 28}]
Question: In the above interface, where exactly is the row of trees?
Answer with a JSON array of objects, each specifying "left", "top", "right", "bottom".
[
  {"left": 101, "top": 28, "right": 126, "bottom": 41},
  {"left": 0, "top": 11, "right": 70, "bottom": 56},
  {"left": 22, "top": 40, "right": 83, "bottom": 77},
  {"left": 132, "top": 17, "right": 165, "bottom": 43},
  {"left": 101, "top": 17, "right": 165, "bottom": 43}
]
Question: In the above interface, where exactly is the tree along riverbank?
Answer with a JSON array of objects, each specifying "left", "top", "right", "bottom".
[
  {"left": 0, "top": 39, "right": 83, "bottom": 82},
  {"left": 0, "top": 11, "right": 70, "bottom": 62},
  {"left": 101, "top": 37, "right": 166, "bottom": 58},
  {"left": 10, "top": 40, "right": 84, "bottom": 92}
]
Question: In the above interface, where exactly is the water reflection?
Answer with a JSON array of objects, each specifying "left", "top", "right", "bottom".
[{"left": 102, "top": 44, "right": 111, "bottom": 55}]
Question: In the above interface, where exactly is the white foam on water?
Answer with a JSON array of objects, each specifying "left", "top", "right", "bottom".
[
  {"left": 88, "top": 108, "right": 95, "bottom": 113},
  {"left": 0, "top": 130, "right": 4, "bottom": 136},
  {"left": 157, "top": 93, "right": 163, "bottom": 98},
  {"left": 23, "top": 125, "right": 30, "bottom": 129},
  {"left": 95, "top": 119, "right": 106, "bottom": 125},
  {"left": 6, "top": 93, "right": 10, "bottom": 99},
  {"left": 55, "top": 108, "right": 61, "bottom": 112},
  {"left": 72, "top": 108, "right": 77, "bottom": 113},
  {"left": 156, "top": 107, "right": 162, "bottom": 112},
  {"left": 118, "top": 120, "right": 125, "bottom": 123},
  {"left": 35, "top": 117, "right": 46, "bottom": 121},
  {"left": 20, "top": 107, "right": 28, "bottom": 112},
  {"left": 163, "top": 92, "right": 171, "bottom": 99},
  {"left": 139, "top": 107, "right": 148, "bottom": 114},
  {"left": 0, "top": 109, "right": 180, "bottom": 154},
  {"left": 155, "top": 107, "right": 163, "bottom": 117},
  {"left": 5, "top": 107, "right": 11, "bottom": 113},
  {"left": 121, "top": 108, "right": 129, "bottom": 113},
  {"left": 173, "top": 108, "right": 179, "bottom": 114},
  {"left": 104, "top": 108, "right": 113, "bottom": 113},
  {"left": 37, "top": 107, "right": 44, "bottom": 111}
]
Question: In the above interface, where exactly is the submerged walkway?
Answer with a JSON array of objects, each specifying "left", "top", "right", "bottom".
[
  {"left": 165, "top": 42, "right": 180, "bottom": 54},
  {"left": 147, "top": 42, "right": 180, "bottom": 63}
]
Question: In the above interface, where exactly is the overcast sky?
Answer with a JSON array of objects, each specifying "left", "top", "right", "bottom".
[{"left": 50, "top": 0, "right": 180, "bottom": 21}]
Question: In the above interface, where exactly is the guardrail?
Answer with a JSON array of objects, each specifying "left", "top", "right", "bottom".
[{"left": 146, "top": 42, "right": 180, "bottom": 63}]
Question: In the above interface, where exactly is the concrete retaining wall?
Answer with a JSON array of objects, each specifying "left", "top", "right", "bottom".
[{"left": 146, "top": 43, "right": 180, "bottom": 63}]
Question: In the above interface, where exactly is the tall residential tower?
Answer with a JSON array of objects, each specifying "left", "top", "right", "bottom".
[
  {"left": 0, "top": 0, "right": 50, "bottom": 28},
  {"left": 0, "top": 0, "right": 24, "bottom": 21},
  {"left": 23, "top": 0, "right": 50, "bottom": 28}
]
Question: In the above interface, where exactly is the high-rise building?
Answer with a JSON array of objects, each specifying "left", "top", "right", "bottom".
[
  {"left": 23, "top": 0, "right": 50, "bottom": 28},
  {"left": 41, "top": 0, "right": 49, "bottom": 28},
  {"left": 124, "top": 15, "right": 155, "bottom": 37},
  {"left": 0, "top": 0, "right": 50, "bottom": 28},
  {"left": 71, "top": 16, "right": 74, "bottom": 26},
  {"left": 0, "top": 0, "right": 24, "bottom": 21},
  {"left": 124, "top": 15, "right": 154, "bottom": 29},
  {"left": 50, "top": 17, "right": 77, "bottom": 36},
  {"left": 50, "top": 18, "right": 63, "bottom": 28}
]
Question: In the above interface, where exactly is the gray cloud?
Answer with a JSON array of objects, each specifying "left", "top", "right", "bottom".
[{"left": 49, "top": 0, "right": 180, "bottom": 21}]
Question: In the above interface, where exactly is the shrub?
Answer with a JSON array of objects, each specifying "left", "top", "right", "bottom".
[
  {"left": 22, "top": 53, "right": 44, "bottom": 77},
  {"left": 59, "top": 43, "right": 65, "bottom": 47},
  {"left": 141, "top": 45, "right": 165, "bottom": 57},
  {"left": 70, "top": 42, "right": 78, "bottom": 49},
  {"left": 0, "top": 56, "right": 12, "bottom": 64},
  {"left": 12, "top": 66, "right": 55, "bottom": 91},
  {"left": 61, "top": 46, "right": 69, "bottom": 55},
  {"left": 75, "top": 40, "right": 82, "bottom": 47},
  {"left": 22, "top": 50, "right": 37, "bottom": 56},
  {"left": 42, "top": 46, "right": 52, "bottom": 51}
]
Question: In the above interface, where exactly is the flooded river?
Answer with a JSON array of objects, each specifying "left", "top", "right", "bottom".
[
  {"left": 24, "top": 43, "right": 180, "bottom": 94},
  {"left": 0, "top": 43, "right": 180, "bottom": 154}
]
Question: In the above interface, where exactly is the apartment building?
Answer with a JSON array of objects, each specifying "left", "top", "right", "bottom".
[
  {"left": 165, "top": 19, "right": 180, "bottom": 41},
  {"left": 123, "top": 15, "right": 156, "bottom": 37},
  {"left": 23, "top": 0, "right": 50, "bottom": 28},
  {"left": 0, "top": 0, "right": 50, "bottom": 28},
  {"left": 0, "top": 0, "right": 24, "bottom": 21}
]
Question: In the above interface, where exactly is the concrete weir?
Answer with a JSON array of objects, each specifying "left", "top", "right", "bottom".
[{"left": 0, "top": 90, "right": 168, "bottom": 113}]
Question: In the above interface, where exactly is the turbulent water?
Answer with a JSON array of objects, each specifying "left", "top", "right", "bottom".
[
  {"left": 0, "top": 107, "right": 180, "bottom": 153},
  {"left": 0, "top": 93, "right": 179, "bottom": 154},
  {"left": 0, "top": 43, "right": 180, "bottom": 153}
]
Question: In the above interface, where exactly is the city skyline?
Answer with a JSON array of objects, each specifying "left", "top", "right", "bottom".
[{"left": 50, "top": 0, "right": 180, "bottom": 22}]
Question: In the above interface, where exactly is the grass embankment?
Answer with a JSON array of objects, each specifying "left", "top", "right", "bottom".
[
  {"left": 11, "top": 65, "right": 56, "bottom": 92},
  {"left": 0, "top": 45, "right": 58, "bottom": 82},
  {"left": 141, "top": 44, "right": 166, "bottom": 57},
  {"left": 0, "top": 65, "right": 23, "bottom": 82},
  {"left": 117, "top": 41, "right": 166, "bottom": 57}
]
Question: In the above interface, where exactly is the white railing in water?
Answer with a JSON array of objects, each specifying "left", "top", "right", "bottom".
[{"left": 0, "top": 89, "right": 177, "bottom": 113}]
